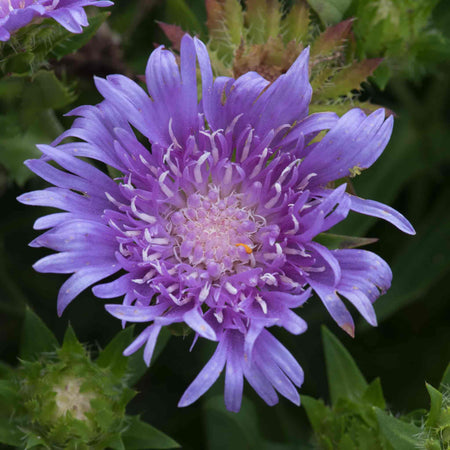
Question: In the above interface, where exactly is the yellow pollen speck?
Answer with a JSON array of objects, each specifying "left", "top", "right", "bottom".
[{"left": 235, "top": 243, "right": 253, "bottom": 254}]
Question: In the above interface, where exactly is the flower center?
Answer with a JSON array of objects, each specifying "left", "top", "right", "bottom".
[{"left": 170, "top": 188, "right": 262, "bottom": 277}]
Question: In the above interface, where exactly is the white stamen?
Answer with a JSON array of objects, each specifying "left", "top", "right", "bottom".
[
  {"left": 158, "top": 171, "right": 174, "bottom": 198},
  {"left": 298, "top": 172, "right": 317, "bottom": 190},
  {"left": 214, "top": 310, "right": 224, "bottom": 323},
  {"left": 225, "top": 113, "right": 243, "bottom": 135},
  {"left": 255, "top": 294, "right": 268, "bottom": 314},
  {"left": 223, "top": 165, "right": 233, "bottom": 185},
  {"left": 194, "top": 152, "right": 210, "bottom": 183},
  {"left": 261, "top": 273, "right": 278, "bottom": 285},
  {"left": 241, "top": 129, "right": 253, "bottom": 162},
  {"left": 225, "top": 282, "right": 238, "bottom": 295},
  {"left": 131, "top": 197, "right": 157, "bottom": 223},
  {"left": 168, "top": 118, "right": 181, "bottom": 148},
  {"left": 105, "top": 192, "right": 125, "bottom": 208},
  {"left": 285, "top": 214, "right": 299, "bottom": 235},
  {"left": 264, "top": 183, "right": 282, "bottom": 209},
  {"left": 199, "top": 283, "right": 211, "bottom": 302},
  {"left": 250, "top": 147, "right": 268, "bottom": 179}
]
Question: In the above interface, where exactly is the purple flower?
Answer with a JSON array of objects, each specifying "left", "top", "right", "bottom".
[
  {"left": 19, "top": 35, "right": 414, "bottom": 412},
  {"left": 0, "top": 0, "right": 113, "bottom": 41}
]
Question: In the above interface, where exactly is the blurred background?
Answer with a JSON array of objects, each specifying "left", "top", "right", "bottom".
[{"left": 1, "top": 0, "right": 450, "bottom": 448}]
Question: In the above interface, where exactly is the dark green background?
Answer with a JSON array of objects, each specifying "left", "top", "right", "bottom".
[{"left": 1, "top": 1, "right": 450, "bottom": 448}]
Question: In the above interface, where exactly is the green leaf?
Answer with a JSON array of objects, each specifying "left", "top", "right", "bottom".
[
  {"left": 0, "top": 380, "right": 19, "bottom": 405},
  {"left": 50, "top": 12, "right": 110, "bottom": 60},
  {"left": 361, "top": 378, "right": 386, "bottom": 409},
  {"left": 374, "top": 408, "right": 421, "bottom": 450},
  {"left": 204, "top": 395, "right": 261, "bottom": 450},
  {"left": 19, "top": 308, "right": 58, "bottom": 361},
  {"left": 60, "top": 325, "right": 85, "bottom": 356},
  {"left": 314, "top": 233, "right": 378, "bottom": 250},
  {"left": 425, "top": 383, "right": 442, "bottom": 428},
  {"left": 165, "top": 0, "right": 205, "bottom": 37},
  {"left": 122, "top": 416, "right": 180, "bottom": 449},
  {"left": 368, "top": 193, "right": 450, "bottom": 324},
  {"left": 302, "top": 395, "right": 330, "bottom": 435},
  {"left": 21, "top": 70, "right": 75, "bottom": 122},
  {"left": 0, "top": 420, "right": 22, "bottom": 446},
  {"left": 440, "top": 362, "right": 450, "bottom": 391},
  {"left": 307, "top": 0, "right": 352, "bottom": 26},
  {"left": 322, "top": 326, "right": 368, "bottom": 405},
  {"left": 97, "top": 326, "right": 136, "bottom": 378}
]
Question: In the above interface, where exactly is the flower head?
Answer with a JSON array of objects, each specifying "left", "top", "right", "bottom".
[
  {"left": 19, "top": 34, "right": 414, "bottom": 412},
  {"left": 0, "top": 0, "right": 113, "bottom": 41}
]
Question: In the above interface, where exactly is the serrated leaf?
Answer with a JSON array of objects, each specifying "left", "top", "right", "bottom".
[
  {"left": 302, "top": 395, "right": 330, "bottom": 435},
  {"left": 97, "top": 326, "right": 136, "bottom": 378},
  {"left": 374, "top": 407, "right": 421, "bottom": 450},
  {"left": 61, "top": 324, "right": 85, "bottom": 356},
  {"left": 317, "top": 58, "right": 382, "bottom": 100},
  {"left": 311, "top": 18, "right": 354, "bottom": 57},
  {"left": 314, "top": 233, "right": 378, "bottom": 249},
  {"left": 322, "top": 326, "right": 368, "bottom": 405},
  {"left": 361, "top": 378, "right": 385, "bottom": 409},
  {"left": 282, "top": 1, "right": 310, "bottom": 44},
  {"left": 307, "top": 0, "right": 352, "bottom": 26},
  {"left": 245, "top": 0, "right": 283, "bottom": 44},
  {"left": 0, "top": 421, "right": 22, "bottom": 446},
  {"left": 440, "top": 362, "right": 450, "bottom": 391},
  {"left": 50, "top": 12, "right": 110, "bottom": 60},
  {"left": 204, "top": 395, "right": 261, "bottom": 450},
  {"left": 425, "top": 383, "right": 442, "bottom": 428},
  {"left": 19, "top": 308, "right": 58, "bottom": 361},
  {"left": 122, "top": 416, "right": 179, "bottom": 449}
]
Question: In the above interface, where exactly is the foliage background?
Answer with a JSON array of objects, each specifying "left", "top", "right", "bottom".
[{"left": 1, "top": 0, "right": 450, "bottom": 448}]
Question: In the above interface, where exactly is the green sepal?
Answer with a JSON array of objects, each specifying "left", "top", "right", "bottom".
[
  {"left": 374, "top": 407, "right": 421, "bottom": 450},
  {"left": 314, "top": 233, "right": 378, "bottom": 250},
  {"left": 301, "top": 395, "right": 330, "bottom": 435},
  {"left": 425, "top": 383, "right": 443, "bottom": 428},
  {"left": 19, "top": 308, "right": 58, "bottom": 361},
  {"left": 361, "top": 378, "right": 386, "bottom": 409},
  {"left": 60, "top": 324, "right": 85, "bottom": 356},
  {"left": 322, "top": 326, "right": 368, "bottom": 405},
  {"left": 122, "top": 416, "right": 180, "bottom": 449},
  {"left": 440, "top": 362, "right": 450, "bottom": 392},
  {"left": 24, "top": 432, "right": 51, "bottom": 449}
]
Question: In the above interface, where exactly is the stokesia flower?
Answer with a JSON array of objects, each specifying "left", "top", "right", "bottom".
[
  {"left": 19, "top": 34, "right": 415, "bottom": 412},
  {"left": 0, "top": 0, "right": 113, "bottom": 41}
]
